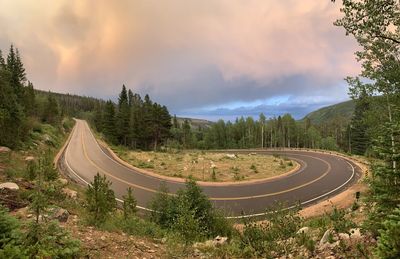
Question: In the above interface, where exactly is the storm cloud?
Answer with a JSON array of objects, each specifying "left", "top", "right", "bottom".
[{"left": 0, "top": 0, "right": 359, "bottom": 119}]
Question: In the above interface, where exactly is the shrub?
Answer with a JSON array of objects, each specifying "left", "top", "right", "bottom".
[
  {"left": 24, "top": 220, "right": 80, "bottom": 258},
  {"left": 122, "top": 187, "right": 137, "bottom": 219},
  {"left": 211, "top": 168, "right": 217, "bottom": 181},
  {"left": 0, "top": 205, "right": 22, "bottom": 251},
  {"left": 375, "top": 208, "right": 400, "bottom": 258},
  {"left": 240, "top": 204, "right": 302, "bottom": 257},
  {"left": 149, "top": 179, "right": 233, "bottom": 242},
  {"left": 329, "top": 207, "right": 355, "bottom": 234},
  {"left": 85, "top": 173, "right": 116, "bottom": 226}
]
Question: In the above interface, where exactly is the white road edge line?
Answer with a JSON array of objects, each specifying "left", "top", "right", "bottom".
[
  {"left": 226, "top": 160, "right": 356, "bottom": 219},
  {"left": 63, "top": 126, "right": 154, "bottom": 212}
]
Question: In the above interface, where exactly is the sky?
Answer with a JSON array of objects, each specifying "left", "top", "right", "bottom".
[{"left": 0, "top": 0, "right": 360, "bottom": 121}]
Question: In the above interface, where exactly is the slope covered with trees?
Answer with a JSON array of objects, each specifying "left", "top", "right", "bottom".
[{"left": 302, "top": 100, "right": 355, "bottom": 125}]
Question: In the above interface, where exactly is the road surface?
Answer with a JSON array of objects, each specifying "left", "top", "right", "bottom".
[{"left": 61, "top": 119, "right": 361, "bottom": 218}]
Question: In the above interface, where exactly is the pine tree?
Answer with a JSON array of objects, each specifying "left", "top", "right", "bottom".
[
  {"left": 6, "top": 45, "right": 26, "bottom": 102},
  {"left": 0, "top": 50, "right": 5, "bottom": 68},
  {"left": 0, "top": 65, "right": 24, "bottom": 148},
  {"left": 129, "top": 93, "right": 143, "bottom": 148},
  {"left": 85, "top": 173, "right": 116, "bottom": 226},
  {"left": 23, "top": 81, "right": 36, "bottom": 116},
  {"left": 122, "top": 187, "right": 137, "bottom": 219},
  {"left": 103, "top": 100, "right": 117, "bottom": 144},
  {"left": 182, "top": 119, "right": 191, "bottom": 148},
  {"left": 42, "top": 94, "right": 60, "bottom": 125},
  {"left": 116, "top": 85, "right": 130, "bottom": 145},
  {"left": 349, "top": 91, "right": 370, "bottom": 155}
]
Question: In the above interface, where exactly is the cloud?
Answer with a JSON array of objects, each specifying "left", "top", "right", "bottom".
[{"left": 0, "top": 0, "right": 359, "bottom": 119}]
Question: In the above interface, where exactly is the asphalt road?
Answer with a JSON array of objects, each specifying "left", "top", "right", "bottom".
[{"left": 62, "top": 119, "right": 361, "bottom": 218}]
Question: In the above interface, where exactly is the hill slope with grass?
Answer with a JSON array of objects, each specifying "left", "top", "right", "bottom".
[{"left": 302, "top": 100, "right": 355, "bottom": 124}]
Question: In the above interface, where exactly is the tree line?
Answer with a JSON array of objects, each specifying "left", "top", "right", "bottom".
[
  {"left": 92, "top": 85, "right": 172, "bottom": 150},
  {"left": 170, "top": 114, "right": 347, "bottom": 151}
]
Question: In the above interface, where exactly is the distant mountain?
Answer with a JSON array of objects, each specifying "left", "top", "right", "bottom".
[
  {"left": 302, "top": 100, "right": 355, "bottom": 124},
  {"left": 176, "top": 117, "right": 214, "bottom": 129}
]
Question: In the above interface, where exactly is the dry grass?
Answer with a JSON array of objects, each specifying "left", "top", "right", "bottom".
[{"left": 118, "top": 150, "right": 296, "bottom": 182}]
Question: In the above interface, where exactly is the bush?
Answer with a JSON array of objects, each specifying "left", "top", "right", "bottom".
[
  {"left": 24, "top": 220, "right": 80, "bottom": 258},
  {"left": 149, "top": 179, "right": 233, "bottom": 242},
  {"left": 122, "top": 187, "right": 137, "bottom": 219},
  {"left": 375, "top": 207, "right": 400, "bottom": 258},
  {"left": 0, "top": 205, "right": 22, "bottom": 251},
  {"left": 239, "top": 204, "right": 302, "bottom": 257},
  {"left": 85, "top": 173, "right": 116, "bottom": 226}
]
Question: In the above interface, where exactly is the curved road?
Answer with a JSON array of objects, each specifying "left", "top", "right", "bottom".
[{"left": 62, "top": 120, "right": 361, "bottom": 218}]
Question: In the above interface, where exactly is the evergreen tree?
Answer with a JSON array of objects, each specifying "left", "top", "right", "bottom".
[
  {"left": 103, "top": 100, "right": 117, "bottom": 144},
  {"left": 6, "top": 45, "right": 26, "bottom": 102},
  {"left": 349, "top": 91, "right": 370, "bottom": 155},
  {"left": 85, "top": 173, "right": 116, "bottom": 226},
  {"left": 23, "top": 81, "right": 36, "bottom": 116},
  {"left": 42, "top": 94, "right": 60, "bottom": 125},
  {"left": 182, "top": 119, "right": 191, "bottom": 148},
  {"left": 0, "top": 50, "right": 5, "bottom": 67},
  {"left": 122, "top": 187, "right": 137, "bottom": 219},
  {"left": 116, "top": 85, "right": 130, "bottom": 145},
  {"left": 0, "top": 65, "right": 24, "bottom": 148}
]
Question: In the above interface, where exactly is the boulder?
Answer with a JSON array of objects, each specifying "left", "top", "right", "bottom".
[
  {"left": 194, "top": 236, "right": 228, "bottom": 248},
  {"left": 58, "top": 178, "right": 68, "bottom": 186},
  {"left": 225, "top": 154, "right": 237, "bottom": 159},
  {"left": 349, "top": 228, "right": 362, "bottom": 238},
  {"left": 338, "top": 233, "right": 350, "bottom": 240},
  {"left": 62, "top": 188, "right": 77, "bottom": 199},
  {"left": 319, "top": 229, "right": 333, "bottom": 246},
  {"left": 25, "top": 156, "right": 35, "bottom": 162},
  {"left": 0, "top": 146, "right": 11, "bottom": 153},
  {"left": 53, "top": 208, "right": 69, "bottom": 222},
  {"left": 297, "top": 227, "right": 310, "bottom": 235},
  {"left": 213, "top": 236, "right": 228, "bottom": 246},
  {"left": 0, "top": 182, "right": 19, "bottom": 190}
]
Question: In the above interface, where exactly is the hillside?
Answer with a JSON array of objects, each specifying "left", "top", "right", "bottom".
[
  {"left": 176, "top": 117, "right": 214, "bottom": 129},
  {"left": 302, "top": 100, "right": 355, "bottom": 124}
]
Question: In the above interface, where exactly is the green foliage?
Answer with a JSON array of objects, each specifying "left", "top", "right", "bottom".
[
  {"left": 149, "top": 179, "right": 233, "bottom": 243},
  {"left": 85, "top": 173, "right": 117, "bottom": 226},
  {"left": 0, "top": 206, "right": 22, "bottom": 251},
  {"left": 303, "top": 100, "right": 355, "bottom": 125},
  {"left": 375, "top": 207, "right": 400, "bottom": 258},
  {"left": 240, "top": 205, "right": 302, "bottom": 257},
  {"left": 122, "top": 187, "right": 137, "bottom": 219},
  {"left": 24, "top": 220, "right": 80, "bottom": 258},
  {"left": 328, "top": 207, "right": 356, "bottom": 234},
  {"left": 211, "top": 168, "right": 217, "bottom": 181}
]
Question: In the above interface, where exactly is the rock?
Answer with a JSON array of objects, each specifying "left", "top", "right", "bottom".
[
  {"left": 338, "top": 233, "right": 350, "bottom": 240},
  {"left": 24, "top": 156, "right": 35, "bottom": 162},
  {"left": 53, "top": 208, "right": 69, "bottom": 222},
  {"left": 58, "top": 178, "right": 68, "bottom": 185},
  {"left": 62, "top": 188, "right": 77, "bottom": 199},
  {"left": 43, "top": 134, "right": 52, "bottom": 142},
  {"left": 0, "top": 146, "right": 11, "bottom": 153},
  {"left": 213, "top": 236, "right": 228, "bottom": 246},
  {"left": 147, "top": 250, "right": 155, "bottom": 253},
  {"left": 100, "top": 236, "right": 106, "bottom": 241},
  {"left": 349, "top": 228, "right": 362, "bottom": 238},
  {"left": 225, "top": 154, "right": 237, "bottom": 159},
  {"left": 297, "top": 227, "right": 310, "bottom": 235},
  {"left": 319, "top": 229, "right": 333, "bottom": 246},
  {"left": 0, "top": 182, "right": 19, "bottom": 190},
  {"left": 194, "top": 236, "right": 228, "bottom": 248}
]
